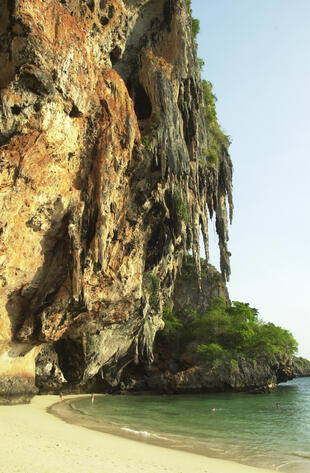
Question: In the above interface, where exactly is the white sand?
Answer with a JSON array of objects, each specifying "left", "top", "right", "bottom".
[{"left": 0, "top": 395, "right": 275, "bottom": 473}]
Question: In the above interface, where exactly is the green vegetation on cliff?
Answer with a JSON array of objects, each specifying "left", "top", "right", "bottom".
[
  {"left": 184, "top": 0, "right": 200, "bottom": 40},
  {"left": 179, "top": 253, "right": 221, "bottom": 282},
  {"left": 173, "top": 189, "right": 189, "bottom": 223},
  {"left": 194, "top": 297, "right": 298, "bottom": 363},
  {"left": 185, "top": 0, "right": 231, "bottom": 170},
  {"left": 201, "top": 80, "right": 231, "bottom": 168},
  {"left": 162, "top": 296, "right": 297, "bottom": 366},
  {"left": 160, "top": 256, "right": 298, "bottom": 367}
]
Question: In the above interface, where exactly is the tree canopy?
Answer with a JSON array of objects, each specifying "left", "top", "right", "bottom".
[{"left": 161, "top": 296, "right": 298, "bottom": 365}]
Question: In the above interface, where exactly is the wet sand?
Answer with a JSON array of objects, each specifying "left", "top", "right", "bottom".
[{"left": 0, "top": 394, "right": 275, "bottom": 473}]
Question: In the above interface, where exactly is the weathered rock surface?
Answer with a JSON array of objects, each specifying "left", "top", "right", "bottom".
[
  {"left": 144, "top": 343, "right": 310, "bottom": 395},
  {"left": 0, "top": 0, "right": 233, "bottom": 401},
  {"left": 141, "top": 356, "right": 297, "bottom": 394},
  {"left": 173, "top": 257, "right": 229, "bottom": 315},
  {"left": 292, "top": 356, "right": 310, "bottom": 377}
]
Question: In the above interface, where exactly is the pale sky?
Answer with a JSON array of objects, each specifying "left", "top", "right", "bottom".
[{"left": 191, "top": 0, "right": 310, "bottom": 359}]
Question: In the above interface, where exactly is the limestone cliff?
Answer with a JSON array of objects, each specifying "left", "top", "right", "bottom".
[{"left": 0, "top": 0, "right": 233, "bottom": 402}]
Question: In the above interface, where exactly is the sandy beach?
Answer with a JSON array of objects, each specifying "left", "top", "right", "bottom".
[{"left": 0, "top": 394, "right": 275, "bottom": 473}]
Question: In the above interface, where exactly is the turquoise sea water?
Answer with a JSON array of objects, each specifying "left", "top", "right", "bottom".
[{"left": 71, "top": 377, "right": 310, "bottom": 472}]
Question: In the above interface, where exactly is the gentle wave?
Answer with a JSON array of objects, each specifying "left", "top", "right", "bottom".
[
  {"left": 288, "top": 452, "right": 310, "bottom": 459},
  {"left": 120, "top": 426, "right": 169, "bottom": 440},
  {"left": 275, "top": 461, "right": 295, "bottom": 471}
]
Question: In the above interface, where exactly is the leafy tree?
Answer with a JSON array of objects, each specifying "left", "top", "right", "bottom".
[
  {"left": 248, "top": 322, "right": 298, "bottom": 360},
  {"left": 197, "top": 343, "right": 228, "bottom": 362},
  {"left": 159, "top": 293, "right": 298, "bottom": 366},
  {"left": 193, "top": 298, "right": 298, "bottom": 363}
]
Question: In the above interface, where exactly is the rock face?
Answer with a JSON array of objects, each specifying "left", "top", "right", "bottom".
[
  {"left": 173, "top": 257, "right": 230, "bottom": 316},
  {"left": 292, "top": 357, "right": 310, "bottom": 377},
  {"left": 143, "top": 359, "right": 296, "bottom": 394},
  {"left": 0, "top": 0, "right": 233, "bottom": 401}
]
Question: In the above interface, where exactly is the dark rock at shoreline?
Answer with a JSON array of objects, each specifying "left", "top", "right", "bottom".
[
  {"left": 120, "top": 356, "right": 297, "bottom": 395},
  {"left": 292, "top": 356, "right": 310, "bottom": 377}
]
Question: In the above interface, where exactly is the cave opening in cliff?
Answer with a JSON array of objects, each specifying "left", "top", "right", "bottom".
[
  {"left": 126, "top": 79, "right": 152, "bottom": 121},
  {"left": 55, "top": 338, "right": 86, "bottom": 384}
]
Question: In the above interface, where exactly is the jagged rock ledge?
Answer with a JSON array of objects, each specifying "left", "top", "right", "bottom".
[{"left": 120, "top": 354, "right": 310, "bottom": 395}]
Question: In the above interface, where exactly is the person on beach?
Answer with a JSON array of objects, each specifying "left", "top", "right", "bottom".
[
  {"left": 91, "top": 393, "right": 95, "bottom": 404},
  {"left": 59, "top": 392, "right": 63, "bottom": 401}
]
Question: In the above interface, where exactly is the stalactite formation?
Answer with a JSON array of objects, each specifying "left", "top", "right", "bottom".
[{"left": 0, "top": 0, "right": 233, "bottom": 401}]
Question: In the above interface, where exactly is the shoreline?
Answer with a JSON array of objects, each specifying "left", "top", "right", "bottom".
[
  {"left": 50, "top": 394, "right": 272, "bottom": 467},
  {"left": 0, "top": 393, "right": 276, "bottom": 473},
  {"left": 49, "top": 395, "right": 235, "bottom": 460}
]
